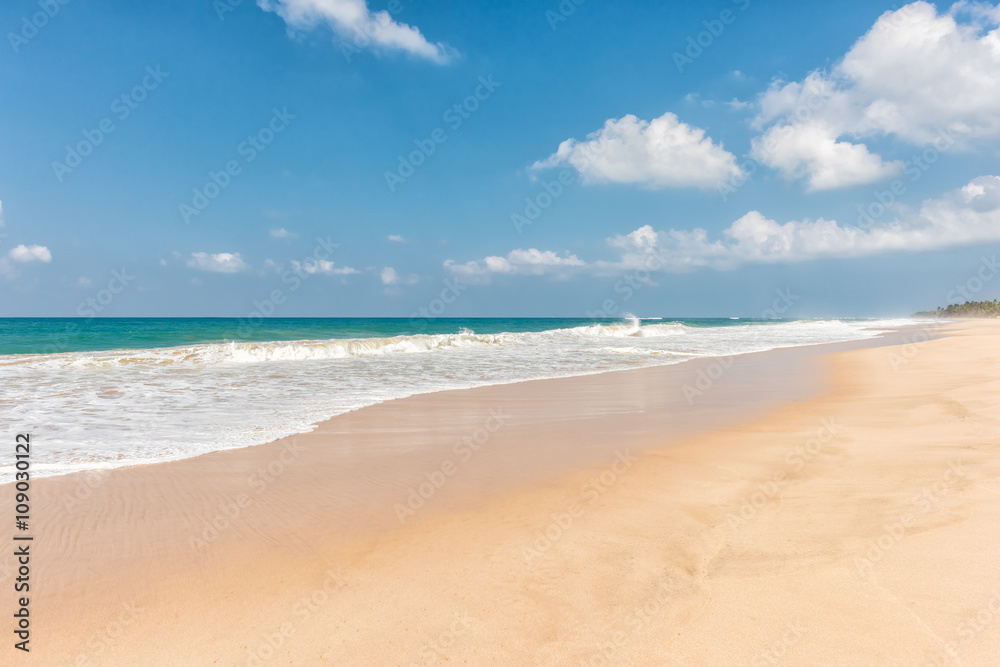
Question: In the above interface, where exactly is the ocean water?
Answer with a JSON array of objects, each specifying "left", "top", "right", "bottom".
[{"left": 0, "top": 317, "right": 915, "bottom": 482}]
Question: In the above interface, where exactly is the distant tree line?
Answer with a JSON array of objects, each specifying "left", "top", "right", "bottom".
[{"left": 914, "top": 300, "right": 1000, "bottom": 317}]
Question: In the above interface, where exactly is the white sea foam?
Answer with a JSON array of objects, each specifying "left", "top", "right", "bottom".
[{"left": 0, "top": 318, "right": 911, "bottom": 482}]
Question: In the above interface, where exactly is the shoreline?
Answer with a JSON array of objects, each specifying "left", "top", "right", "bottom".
[
  {"left": 6, "top": 321, "right": 994, "bottom": 665},
  {"left": 0, "top": 320, "right": 928, "bottom": 486}
]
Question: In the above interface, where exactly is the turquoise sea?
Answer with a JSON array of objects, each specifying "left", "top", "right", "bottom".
[{"left": 1, "top": 316, "right": 786, "bottom": 356}]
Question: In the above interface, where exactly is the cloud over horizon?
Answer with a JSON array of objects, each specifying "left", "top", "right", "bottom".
[{"left": 448, "top": 175, "right": 1000, "bottom": 277}]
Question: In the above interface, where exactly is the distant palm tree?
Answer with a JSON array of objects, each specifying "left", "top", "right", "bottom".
[{"left": 914, "top": 300, "right": 1000, "bottom": 318}]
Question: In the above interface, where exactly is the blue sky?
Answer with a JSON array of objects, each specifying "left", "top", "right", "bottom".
[{"left": 2, "top": 0, "right": 1000, "bottom": 318}]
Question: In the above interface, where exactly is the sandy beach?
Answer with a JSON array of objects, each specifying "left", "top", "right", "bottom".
[
  {"left": 4, "top": 320, "right": 1000, "bottom": 665},
  {"left": 10, "top": 0, "right": 1000, "bottom": 664}
]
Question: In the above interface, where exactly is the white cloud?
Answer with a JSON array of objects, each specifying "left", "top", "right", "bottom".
[
  {"left": 187, "top": 252, "right": 248, "bottom": 273},
  {"left": 9, "top": 244, "right": 52, "bottom": 263},
  {"left": 290, "top": 258, "right": 358, "bottom": 275},
  {"left": 753, "top": 1, "right": 1000, "bottom": 188},
  {"left": 269, "top": 227, "right": 297, "bottom": 239},
  {"left": 387, "top": 234, "right": 407, "bottom": 243},
  {"left": 608, "top": 175, "right": 1000, "bottom": 270},
  {"left": 0, "top": 243, "right": 51, "bottom": 279},
  {"left": 380, "top": 266, "right": 399, "bottom": 284},
  {"left": 752, "top": 122, "right": 904, "bottom": 190},
  {"left": 449, "top": 175, "right": 1000, "bottom": 275},
  {"left": 531, "top": 112, "right": 741, "bottom": 189},
  {"left": 258, "top": 0, "right": 453, "bottom": 63},
  {"left": 0, "top": 200, "right": 5, "bottom": 227},
  {"left": 445, "top": 248, "right": 586, "bottom": 282}
]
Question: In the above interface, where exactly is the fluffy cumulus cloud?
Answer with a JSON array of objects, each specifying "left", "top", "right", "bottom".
[
  {"left": 531, "top": 112, "right": 741, "bottom": 189},
  {"left": 258, "top": 0, "right": 452, "bottom": 63},
  {"left": 0, "top": 243, "right": 52, "bottom": 279},
  {"left": 753, "top": 1, "right": 1000, "bottom": 189},
  {"left": 445, "top": 248, "right": 585, "bottom": 281},
  {"left": 187, "top": 252, "right": 248, "bottom": 273},
  {"left": 8, "top": 244, "right": 52, "bottom": 263},
  {"left": 752, "top": 122, "right": 904, "bottom": 190},
  {"left": 451, "top": 175, "right": 1000, "bottom": 274}
]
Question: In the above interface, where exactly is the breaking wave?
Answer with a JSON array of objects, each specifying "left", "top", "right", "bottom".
[{"left": 0, "top": 317, "right": 912, "bottom": 482}]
